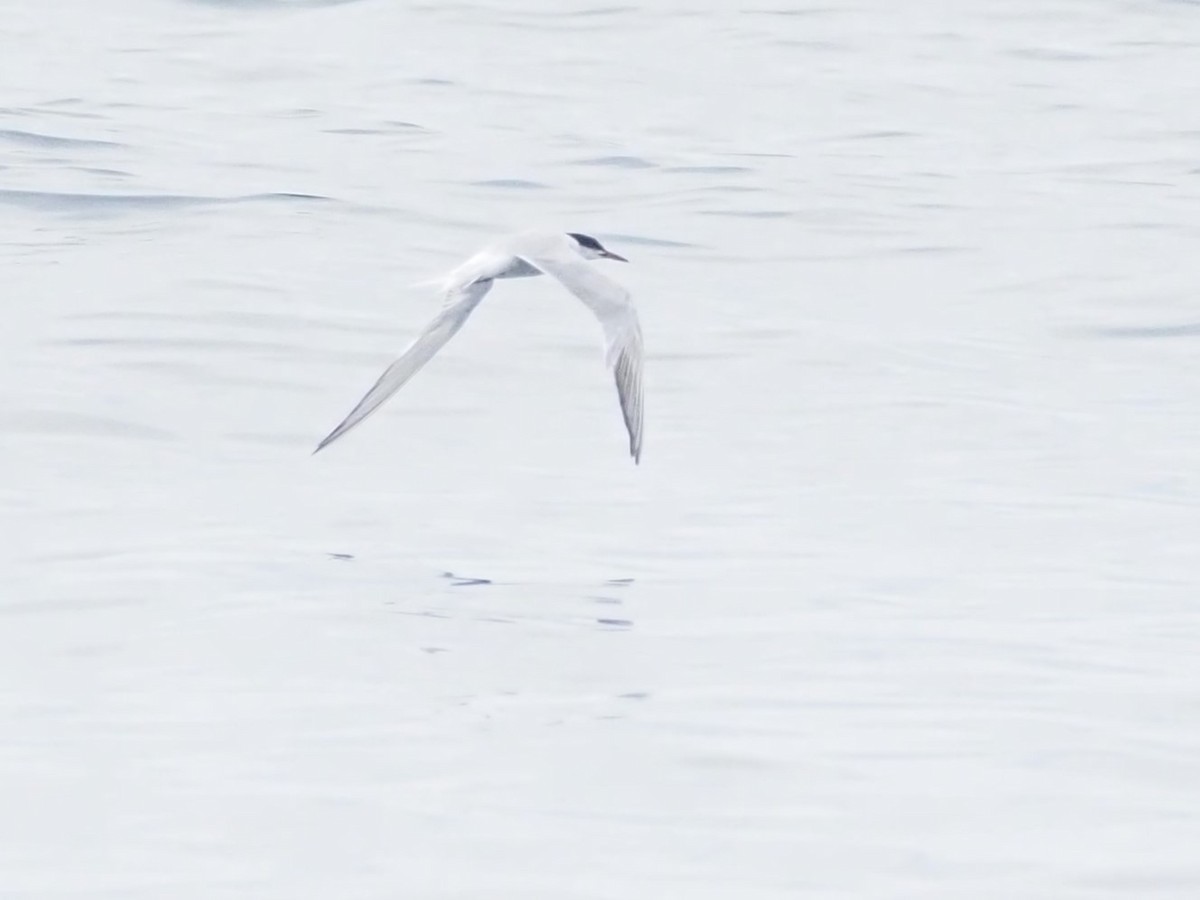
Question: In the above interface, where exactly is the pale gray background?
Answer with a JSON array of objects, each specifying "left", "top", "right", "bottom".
[{"left": 2, "top": 1, "right": 1199, "bottom": 897}]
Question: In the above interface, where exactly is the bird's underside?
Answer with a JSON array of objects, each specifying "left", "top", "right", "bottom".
[{"left": 314, "top": 230, "right": 644, "bottom": 463}]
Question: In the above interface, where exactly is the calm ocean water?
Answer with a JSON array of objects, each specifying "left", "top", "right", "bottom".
[{"left": 2, "top": 1, "right": 1199, "bottom": 897}]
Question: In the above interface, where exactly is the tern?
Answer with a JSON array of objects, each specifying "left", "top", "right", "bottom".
[{"left": 314, "top": 230, "right": 644, "bottom": 463}]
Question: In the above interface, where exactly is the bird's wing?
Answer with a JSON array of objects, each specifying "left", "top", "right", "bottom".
[
  {"left": 517, "top": 249, "right": 644, "bottom": 463},
  {"left": 313, "top": 278, "right": 494, "bottom": 453}
]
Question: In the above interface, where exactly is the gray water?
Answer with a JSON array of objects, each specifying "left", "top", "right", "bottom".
[{"left": 3, "top": 1, "right": 1199, "bottom": 897}]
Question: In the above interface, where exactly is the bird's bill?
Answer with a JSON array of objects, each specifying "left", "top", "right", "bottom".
[{"left": 601, "top": 250, "right": 629, "bottom": 262}]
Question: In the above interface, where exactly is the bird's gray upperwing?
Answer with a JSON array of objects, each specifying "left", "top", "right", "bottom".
[
  {"left": 609, "top": 321, "right": 644, "bottom": 464},
  {"left": 516, "top": 249, "right": 644, "bottom": 463},
  {"left": 313, "top": 278, "right": 494, "bottom": 454}
]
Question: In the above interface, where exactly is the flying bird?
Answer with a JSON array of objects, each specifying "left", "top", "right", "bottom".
[{"left": 314, "top": 230, "right": 644, "bottom": 462}]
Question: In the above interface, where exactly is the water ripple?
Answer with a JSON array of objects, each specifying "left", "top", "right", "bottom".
[
  {"left": 1065, "top": 322, "right": 1200, "bottom": 340},
  {"left": 184, "top": 0, "right": 364, "bottom": 8},
  {"left": 1, "top": 410, "right": 174, "bottom": 442},
  {"left": 601, "top": 232, "right": 700, "bottom": 249},
  {"left": 0, "top": 129, "right": 121, "bottom": 150},
  {"left": 468, "top": 179, "right": 551, "bottom": 190},
  {"left": 0, "top": 189, "right": 332, "bottom": 215},
  {"left": 574, "top": 155, "right": 658, "bottom": 169}
]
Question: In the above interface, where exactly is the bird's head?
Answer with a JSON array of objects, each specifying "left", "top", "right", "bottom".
[{"left": 567, "top": 232, "right": 628, "bottom": 263}]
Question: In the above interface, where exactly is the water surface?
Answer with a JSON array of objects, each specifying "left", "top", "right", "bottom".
[{"left": 2, "top": 1, "right": 1199, "bottom": 897}]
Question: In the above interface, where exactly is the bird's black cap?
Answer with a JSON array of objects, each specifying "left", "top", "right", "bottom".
[{"left": 567, "top": 232, "right": 605, "bottom": 252}]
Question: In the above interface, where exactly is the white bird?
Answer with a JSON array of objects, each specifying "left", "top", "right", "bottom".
[{"left": 314, "top": 230, "right": 644, "bottom": 463}]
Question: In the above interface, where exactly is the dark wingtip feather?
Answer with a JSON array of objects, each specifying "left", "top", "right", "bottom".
[
  {"left": 614, "top": 345, "right": 643, "bottom": 466},
  {"left": 312, "top": 429, "right": 339, "bottom": 455}
]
